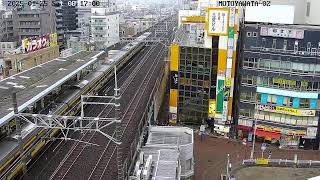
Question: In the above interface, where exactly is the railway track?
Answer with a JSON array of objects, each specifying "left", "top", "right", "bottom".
[
  {"left": 24, "top": 41, "right": 153, "bottom": 180},
  {"left": 25, "top": 20, "right": 175, "bottom": 180},
  {"left": 49, "top": 40, "right": 165, "bottom": 180}
]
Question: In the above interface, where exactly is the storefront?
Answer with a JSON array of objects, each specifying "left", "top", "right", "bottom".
[
  {"left": 255, "top": 124, "right": 308, "bottom": 149},
  {"left": 236, "top": 125, "right": 253, "bottom": 140}
]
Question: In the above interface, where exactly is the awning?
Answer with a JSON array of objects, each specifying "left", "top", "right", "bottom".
[
  {"left": 236, "top": 125, "right": 253, "bottom": 132},
  {"left": 256, "top": 129, "right": 281, "bottom": 140}
]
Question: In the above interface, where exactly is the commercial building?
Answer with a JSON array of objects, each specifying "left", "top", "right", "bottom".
[
  {"left": 169, "top": 1, "right": 240, "bottom": 131},
  {"left": 56, "top": 0, "right": 78, "bottom": 50},
  {"left": 3, "top": 33, "right": 59, "bottom": 77},
  {"left": 236, "top": 1, "right": 320, "bottom": 149}
]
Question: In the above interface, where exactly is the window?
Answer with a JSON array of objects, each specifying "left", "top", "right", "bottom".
[
  {"left": 272, "top": 39, "right": 277, "bottom": 49},
  {"left": 186, "top": 159, "right": 192, "bottom": 171},
  {"left": 246, "top": 32, "right": 251, "bottom": 37},
  {"left": 306, "top": 2, "right": 311, "bottom": 17},
  {"left": 283, "top": 40, "right": 287, "bottom": 50},
  {"left": 283, "top": 97, "right": 290, "bottom": 107},
  {"left": 253, "top": 32, "right": 257, "bottom": 37},
  {"left": 262, "top": 38, "right": 266, "bottom": 48},
  {"left": 300, "top": 98, "right": 309, "bottom": 108}
]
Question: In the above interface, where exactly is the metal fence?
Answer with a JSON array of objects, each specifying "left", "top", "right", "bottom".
[{"left": 242, "top": 158, "right": 320, "bottom": 167}]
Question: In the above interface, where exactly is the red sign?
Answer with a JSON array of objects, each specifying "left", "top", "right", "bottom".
[{"left": 21, "top": 34, "right": 50, "bottom": 53}]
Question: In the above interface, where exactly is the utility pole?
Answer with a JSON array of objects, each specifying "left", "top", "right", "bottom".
[
  {"left": 226, "top": 154, "right": 230, "bottom": 180},
  {"left": 12, "top": 91, "right": 27, "bottom": 177},
  {"left": 250, "top": 104, "right": 258, "bottom": 159},
  {"left": 114, "top": 66, "right": 124, "bottom": 180}
]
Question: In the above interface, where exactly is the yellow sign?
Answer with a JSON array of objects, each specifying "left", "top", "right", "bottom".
[
  {"left": 256, "top": 124, "right": 306, "bottom": 136},
  {"left": 207, "top": 8, "right": 229, "bottom": 36},
  {"left": 225, "top": 77, "right": 231, "bottom": 87},
  {"left": 256, "top": 158, "right": 269, "bottom": 165},
  {"left": 49, "top": 33, "right": 58, "bottom": 46},
  {"left": 273, "top": 78, "right": 308, "bottom": 88},
  {"left": 208, "top": 99, "right": 216, "bottom": 117},
  {"left": 257, "top": 104, "right": 316, "bottom": 117},
  {"left": 181, "top": 16, "right": 206, "bottom": 24},
  {"left": 275, "top": 106, "right": 299, "bottom": 116}
]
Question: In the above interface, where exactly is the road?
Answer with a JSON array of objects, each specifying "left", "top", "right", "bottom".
[{"left": 194, "top": 134, "right": 320, "bottom": 180}]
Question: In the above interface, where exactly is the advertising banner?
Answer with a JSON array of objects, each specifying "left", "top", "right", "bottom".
[
  {"left": 256, "top": 124, "right": 306, "bottom": 136},
  {"left": 216, "top": 79, "right": 225, "bottom": 113},
  {"left": 21, "top": 33, "right": 58, "bottom": 54},
  {"left": 207, "top": 8, "right": 229, "bottom": 36},
  {"left": 170, "top": 71, "right": 178, "bottom": 89},
  {"left": 208, "top": 99, "right": 216, "bottom": 118},
  {"left": 257, "top": 104, "right": 316, "bottom": 116}
]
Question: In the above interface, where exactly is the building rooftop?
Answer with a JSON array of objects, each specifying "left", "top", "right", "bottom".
[
  {"left": 245, "top": 23, "right": 320, "bottom": 30},
  {"left": 136, "top": 126, "right": 193, "bottom": 180},
  {"left": 174, "top": 27, "right": 205, "bottom": 48},
  {"left": 146, "top": 126, "right": 193, "bottom": 146},
  {"left": 0, "top": 51, "right": 104, "bottom": 126}
]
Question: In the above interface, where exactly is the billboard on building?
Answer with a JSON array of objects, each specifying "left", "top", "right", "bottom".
[
  {"left": 245, "top": 5, "right": 295, "bottom": 24},
  {"left": 257, "top": 104, "right": 316, "bottom": 116},
  {"left": 21, "top": 33, "right": 58, "bottom": 54},
  {"left": 208, "top": 99, "right": 216, "bottom": 118},
  {"left": 216, "top": 79, "right": 225, "bottom": 113},
  {"left": 207, "top": 8, "right": 229, "bottom": 36},
  {"left": 181, "top": 16, "right": 206, "bottom": 24}
]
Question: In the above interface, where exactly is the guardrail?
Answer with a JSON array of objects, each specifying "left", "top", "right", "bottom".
[{"left": 242, "top": 158, "right": 320, "bottom": 167}]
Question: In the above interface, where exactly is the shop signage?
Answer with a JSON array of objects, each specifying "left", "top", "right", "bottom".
[
  {"left": 216, "top": 79, "right": 225, "bottom": 113},
  {"left": 21, "top": 33, "right": 58, "bottom": 54},
  {"left": 181, "top": 16, "right": 206, "bottom": 24},
  {"left": 169, "top": 113, "right": 177, "bottom": 125},
  {"left": 170, "top": 71, "right": 178, "bottom": 89},
  {"left": 256, "top": 124, "right": 306, "bottom": 136},
  {"left": 257, "top": 104, "right": 316, "bottom": 117},
  {"left": 207, "top": 8, "right": 229, "bottom": 36},
  {"left": 273, "top": 78, "right": 308, "bottom": 88},
  {"left": 208, "top": 99, "right": 216, "bottom": 118},
  {"left": 256, "top": 158, "right": 269, "bottom": 165}
]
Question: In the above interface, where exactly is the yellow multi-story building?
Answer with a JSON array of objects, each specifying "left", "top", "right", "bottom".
[{"left": 169, "top": 1, "right": 241, "bottom": 135}]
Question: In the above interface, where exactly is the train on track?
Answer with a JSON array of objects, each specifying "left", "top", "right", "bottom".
[{"left": 0, "top": 32, "right": 152, "bottom": 180}]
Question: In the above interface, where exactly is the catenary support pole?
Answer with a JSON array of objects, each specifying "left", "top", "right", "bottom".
[
  {"left": 12, "top": 91, "right": 27, "bottom": 176},
  {"left": 114, "top": 66, "right": 124, "bottom": 180}
]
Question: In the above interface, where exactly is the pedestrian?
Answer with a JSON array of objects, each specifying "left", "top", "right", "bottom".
[
  {"left": 200, "top": 124, "right": 205, "bottom": 142},
  {"left": 268, "top": 150, "right": 272, "bottom": 159}
]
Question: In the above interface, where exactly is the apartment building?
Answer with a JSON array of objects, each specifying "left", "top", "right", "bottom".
[
  {"left": 12, "top": 6, "right": 56, "bottom": 41},
  {"left": 90, "top": 1, "right": 120, "bottom": 50}
]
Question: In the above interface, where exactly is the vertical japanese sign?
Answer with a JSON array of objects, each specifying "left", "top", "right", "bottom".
[
  {"left": 216, "top": 79, "right": 225, "bottom": 113},
  {"left": 207, "top": 8, "right": 229, "bottom": 36},
  {"left": 169, "top": 44, "right": 180, "bottom": 124}
]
